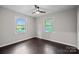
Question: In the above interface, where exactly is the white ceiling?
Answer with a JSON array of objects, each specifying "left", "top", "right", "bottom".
[{"left": 1, "top": 5, "right": 76, "bottom": 17}]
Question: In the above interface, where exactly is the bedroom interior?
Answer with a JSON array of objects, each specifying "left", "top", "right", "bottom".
[{"left": 0, "top": 5, "right": 78, "bottom": 54}]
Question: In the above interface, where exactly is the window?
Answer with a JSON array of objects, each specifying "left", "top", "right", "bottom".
[
  {"left": 16, "top": 18, "right": 26, "bottom": 33},
  {"left": 45, "top": 18, "right": 53, "bottom": 32}
]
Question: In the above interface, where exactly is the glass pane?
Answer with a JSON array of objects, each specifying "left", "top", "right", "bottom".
[
  {"left": 45, "top": 20, "right": 52, "bottom": 25},
  {"left": 45, "top": 19, "right": 53, "bottom": 32},
  {"left": 16, "top": 18, "right": 26, "bottom": 33}
]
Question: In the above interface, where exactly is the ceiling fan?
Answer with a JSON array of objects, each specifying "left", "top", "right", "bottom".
[{"left": 32, "top": 5, "right": 46, "bottom": 14}]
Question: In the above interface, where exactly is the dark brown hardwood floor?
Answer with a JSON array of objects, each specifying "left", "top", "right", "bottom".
[{"left": 0, "top": 38, "right": 78, "bottom": 54}]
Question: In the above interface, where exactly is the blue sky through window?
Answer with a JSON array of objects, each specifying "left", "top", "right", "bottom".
[{"left": 16, "top": 18, "right": 25, "bottom": 25}]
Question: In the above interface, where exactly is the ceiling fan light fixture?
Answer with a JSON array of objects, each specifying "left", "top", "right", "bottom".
[{"left": 35, "top": 11, "right": 40, "bottom": 14}]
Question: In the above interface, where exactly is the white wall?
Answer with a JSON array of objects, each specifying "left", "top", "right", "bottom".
[
  {"left": 77, "top": 6, "right": 79, "bottom": 49},
  {"left": 0, "top": 7, "right": 35, "bottom": 47},
  {"left": 36, "top": 8, "right": 77, "bottom": 47}
]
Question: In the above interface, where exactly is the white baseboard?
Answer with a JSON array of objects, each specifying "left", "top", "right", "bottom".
[
  {"left": 0, "top": 37, "right": 33, "bottom": 48},
  {"left": 38, "top": 37, "right": 77, "bottom": 48},
  {"left": 0, "top": 37, "right": 77, "bottom": 49}
]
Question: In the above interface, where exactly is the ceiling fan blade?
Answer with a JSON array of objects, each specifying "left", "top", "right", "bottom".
[
  {"left": 32, "top": 11, "right": 35, "bottom": 14},
  {"left": 39, "top": 10, "right": 46, "bottom": 13}
]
